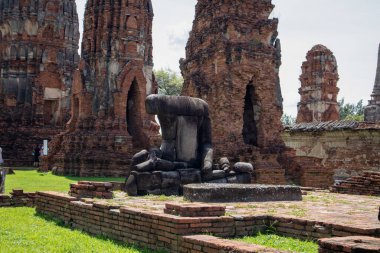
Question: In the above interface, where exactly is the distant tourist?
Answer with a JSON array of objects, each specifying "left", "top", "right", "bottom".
[
  {"left": 0, "top": 146, "right": 3, "bottom": 166},
  {"left": 33, "top": 145, "right": 41, "bottom": 167}
]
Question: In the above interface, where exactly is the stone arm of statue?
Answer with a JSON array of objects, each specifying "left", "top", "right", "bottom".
[{"left": 200, "top": 116, "right": 213, "bottom": 173}]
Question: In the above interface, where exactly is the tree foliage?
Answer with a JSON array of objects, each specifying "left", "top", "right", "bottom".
[
  {"left": 154, "top": 68, "right": 183, "bottom": 96},
  {"left": 281, "top": 114, "right": 296, "bottom": 126},
  {"left": 338, "top": 98, "right": 364, "bottom": 121}
]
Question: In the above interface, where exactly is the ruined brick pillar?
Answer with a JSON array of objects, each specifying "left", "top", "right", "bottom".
[
  {"left": 181, "top": 0, "right": 288, "bottom": 184},
  {"left": 296, "top": 45, "right": 340, "bottom": 123},
  {"left": 0, "top": 0, "right": 80, "bottom": 165},
  {"left": 364, "top": 44, "right": 380, "bottom": 123},
  {"left": 45, "top": 0, "right": 160, "bottom": 176}
]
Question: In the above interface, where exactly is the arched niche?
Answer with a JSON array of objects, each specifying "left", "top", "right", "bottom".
[
  {"left": 242, "top": 82, "right": 259, "bottom": 146},
  {"left": 126, "top": 77, "right": 143, "bottom": 138}
]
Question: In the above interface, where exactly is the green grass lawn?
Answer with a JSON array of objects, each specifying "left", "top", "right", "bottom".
[
  {"left": 4, "top": 169, "right": 124, "bottom": 194},
  {"left": 236, "top": 233, "right": 318, "bottom": 253},
  {"left": 0, "top": 207, "right": 164, "bottom": 253}
]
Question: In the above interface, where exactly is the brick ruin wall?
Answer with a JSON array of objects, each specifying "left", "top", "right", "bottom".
[
  {"left": 283, "top": 128, "right": 380, "bottom": 188},
  {"left": 332, "top": 171, "right": 380, "bottom": 196},
  {"left": 44, "top": 0, "right": 160, "bottom": 177},
  {"left": 0, "top": 189, "right": 36, "bottom": 207},
  {"left": 35, "top": 191, "right": 380, "bottom": 253},
  {"left": 0, "top": 0, "right": 79, "bottom": 166}
]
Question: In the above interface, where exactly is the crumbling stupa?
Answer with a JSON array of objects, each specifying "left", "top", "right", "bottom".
[
  {"left": 0, "top": 0, "right": 80, "bottom": 165},
  {"left": 45, "top": 0, "right": 160, "bottom": 176},
  {"left": 296, "top": 45, "right": 340, "bottom": 123},
  {"left": 181, "top": 0, "right": 289, "bottom": 184},
  {"left": 364, "top": 44, "right": 380, "bottom": 123}
]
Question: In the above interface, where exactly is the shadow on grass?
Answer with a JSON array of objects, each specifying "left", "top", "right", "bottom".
[{"left": 34, "top": 211, "right": 168, "bottom": 253}]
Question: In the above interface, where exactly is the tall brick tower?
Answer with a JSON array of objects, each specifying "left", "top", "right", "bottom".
[
  {"left": 364, "top": 44, "right": 380, "bottom": 123},
  {"left": 181, "top": 0, "right": 288, "bottom": 183},
  {"left": 0, "top": 0, "right": 79, "bottom": 165},
  {"left": 296, "top": 45, "right": 340, "bottom": 123},
  {"left": 45, "top": 0, "right": 160, "bottom": 176}
]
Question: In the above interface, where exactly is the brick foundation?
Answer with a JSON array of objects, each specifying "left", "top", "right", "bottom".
[
  {"left": 164, "top": 203, "right": 226, "bottom": 217},
  {"left": 0, "top": 189, "right": 36, "bottom": 207},
  {"left": 179, "top": 235, "right": 286, "bottom": 253},
  {"left": 319, "top": 236, "right": 380, "bottom": 253},
  {"left": 69, "top": 181, "right": 114, "bottom": 199},
  {"left": 36, "top": 191, "right": 380, "bottom": 253},
  {"left": 332, "top": 171, "right": 380, "bottom": 196}
]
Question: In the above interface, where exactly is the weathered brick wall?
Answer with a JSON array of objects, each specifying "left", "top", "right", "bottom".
[
  {"left": 283, "top": 128, "right": 380, "bottom": 188},
  {"left": 319, "top": 236, "right": 380, "bottom": 253},
  {"left": 44, "top": 0, "right": 160, "bottom": 177},
  {"left": 35, "top": 192, "right": 380, "bottom": 253},
  {"left": 332, "top": 171, "right": 380, "bottom": 196},
  {"left": 0, "top": 189, "right": 36, "bottom": 207},
  {"left": 0, "top": 0, "right": 79, "bottom": 166},
  {"left": 179, "top": 235, "right": 286, "bottom": 253}
]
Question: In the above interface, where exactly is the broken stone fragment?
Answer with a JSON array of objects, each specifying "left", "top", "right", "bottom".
[
  {"left": 226, "top": 173, "right": 251, "bottom": 184},
  {"left": 161, "top": 171, "right": 181, "bottom": 188},
  {"left": 202, "top": 170, "right": 226, "bottom": 182},
  {"left": 233, "top": 162, "right": 254, "bottom": 173},
  {"left": 125, "top": 175, "right": 137, "bottom": 196},
  {"left": 178, "top": 169, "right": 202, "bottom": 185}
]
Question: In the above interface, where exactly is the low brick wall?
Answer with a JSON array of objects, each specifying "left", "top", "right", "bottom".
[
  {"left": 179, "top": 235, "right": 286, "bottom": 253},
  {"left": 318, "top": 236, "right": 380, "bottom": 253},
  {"left": 0, "top": 189, "right": 36, "bottom": 207},
  {"left": 332, "top": 171, "right": 380, "bottom": 196},
  {"left": 35, "top": 191, "right": 380, "bottom": 253},
  {"left": 69, "top": 181, "right": 114, "bottom": 199}
]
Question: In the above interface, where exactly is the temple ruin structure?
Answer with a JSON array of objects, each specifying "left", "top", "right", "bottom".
[
  {"left": 181, "top": 0, "right": 292, "bottom": 184},
  {"left": 296, "top": 45, "right": 340, "bottom": 123},
  {"left": 45, "top": 0, "right": 160, "bottom": 176},
  {"left": 364, "top": 44, "right": 380, "bottom": 123},
  {"left": 0, "top": 0, "right": 80, "bottom": 165}
]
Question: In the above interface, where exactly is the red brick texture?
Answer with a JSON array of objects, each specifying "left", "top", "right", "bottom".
[
  {"left": 181, "top": 0, "right": 285, "bottom": 160},
  {"left": 0, "top": 189, "right": 36, "bottom": 207},
  {"left": 36, "top": 192, "right": 380, "bottom": 253},
  {"left": 332, "top": 171, "right": 380, "bottom": 196},
  {"left": 69, "top": 181, "right": 114, "bottom": 199},
  {"left": 296, "top": 45, "right": 340, "bottom": 123},
  {"left": 44, "top": 0, "right": 160, "bottom": 177},
  {"left": 0, "top": 0, "right": 79, "bottom": 166},
  {"left": 164, "top": 203, "right": 226, "bottom": 217},
  {"left": 319, "top": 236, "right": 380, "bottom": 253}
]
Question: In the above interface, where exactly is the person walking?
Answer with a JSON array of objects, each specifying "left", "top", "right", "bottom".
[
  {"left": 0, "top": 146, "right": 3, "bottom": 166},
  {"left": 0, "top": 146, "right": 5, "bottom": 194},
  {"left": 33, "top": 145, "right": 41, "bottom": 167}
]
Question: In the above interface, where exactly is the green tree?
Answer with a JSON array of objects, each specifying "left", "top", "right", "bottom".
[
  {"left": 154, "top": 68, "right": 183, "bottom": 96},
  {"left": 338, "top": 98, "right": 364, "bottom": 121},
  {"left": 281, "top": 114, "right": 296, "bottom": 126}
]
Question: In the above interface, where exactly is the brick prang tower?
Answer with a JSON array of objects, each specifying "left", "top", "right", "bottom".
[
  {"left": 0, "top": 0, "right": 79, "bottom": 165},
  {"left": 296, "top": 45, "right": 340, "bottom": 123},
  {"left": 44, "top": 0, "right": 160, "bottom": 177},
  {"left": 181, "top": 0, "right": 290, "bottom": 184}
]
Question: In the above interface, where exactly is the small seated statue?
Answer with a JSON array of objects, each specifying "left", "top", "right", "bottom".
[{"left": 126, "top": 94, "right": 253, "bottom": 196}]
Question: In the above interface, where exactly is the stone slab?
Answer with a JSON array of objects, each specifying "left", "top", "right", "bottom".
[{"left": 183, "top": 183, "right": 302, "bottom": 202}]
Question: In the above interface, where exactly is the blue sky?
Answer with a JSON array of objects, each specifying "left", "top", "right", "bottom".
[{"left": 76, "top": 0, "right": 380, "bottom": 116}]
